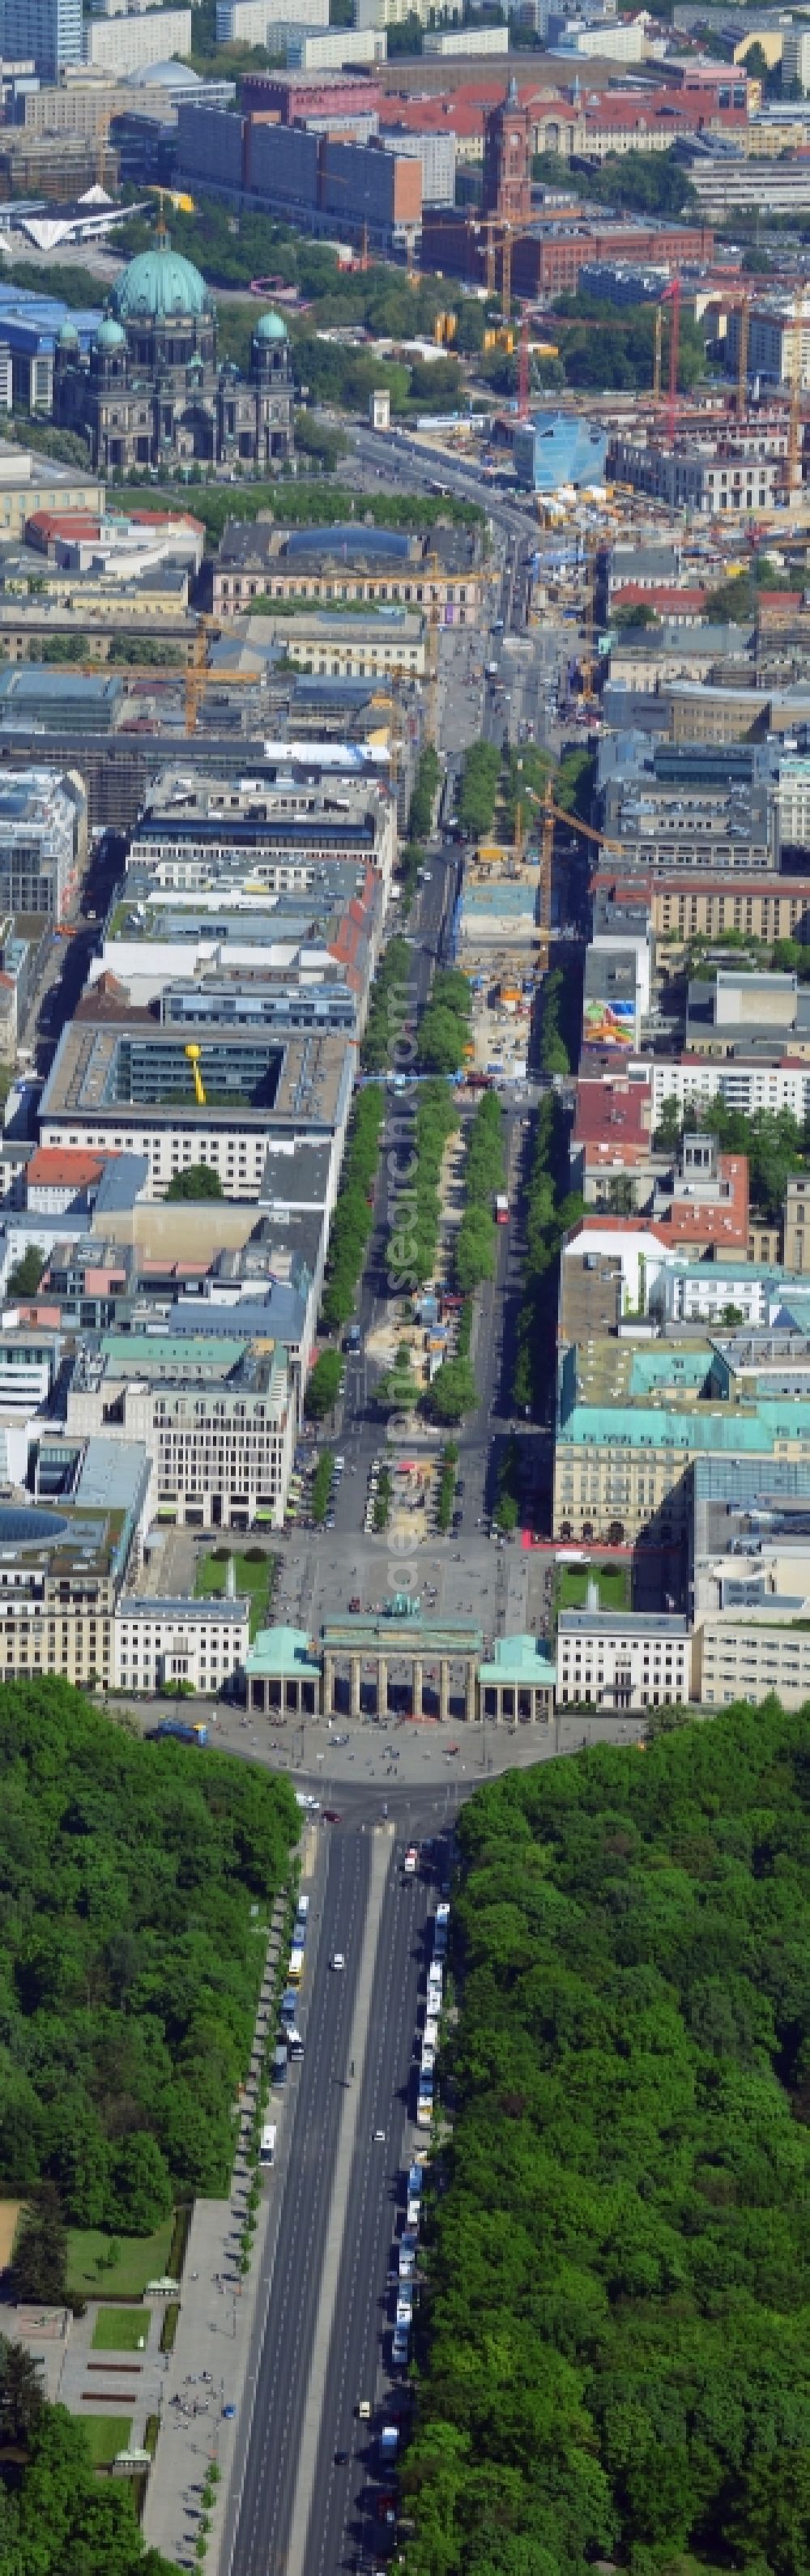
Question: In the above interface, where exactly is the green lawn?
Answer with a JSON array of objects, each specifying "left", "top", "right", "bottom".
[
  {"left": 82, "top": 2417, "right": 132, "bottom": 2469},
  {"left": 556, "top": 1564, "right": 630, "bottom": 1614},
  {"left": 92, "top": 2306, "right": 151, "bottom": 2352},
  {"left": 66, "top": 2216, "right": 174, "bottom": 2301},
  {"left": 195, "top": 1550, "right": 276, "bottom": 1640}
]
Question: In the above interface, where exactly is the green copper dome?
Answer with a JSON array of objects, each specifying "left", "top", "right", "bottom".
[
  {"left": 254, "top": 309, "right": 288, "bottom": 342},
  {"left": 113, "top": 245, "right": 210, "bottom": 324},
  {"left": 96, "top": 316, "right": 126, "bottom": 352},
  {"left": 57, "top": 320, "right": 79, "bottom": 348}
]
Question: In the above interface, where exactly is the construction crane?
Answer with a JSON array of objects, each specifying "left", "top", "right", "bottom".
[
  {"left": 661, "top": 275, "right": 681, "bottom": 444},
  {"left": 185, "top": 1043, "right": 207, "bottom": 1107},
  {"left": 184, "top": 613, "right": 269, "bottom": 736},
  {"left": 477, "top": 217, "right": 534, "bottom": 319},
  {"left": 516, "top": 778, "right": 624, "bottom": 967},
  {"left": 517, "top": 311, "right": 531, "bottom": 422},
  {"left": 653, "top": 302, "right": 663, "bottom": 403}
]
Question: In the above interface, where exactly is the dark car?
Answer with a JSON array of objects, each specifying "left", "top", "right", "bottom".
[
  {"left": 323, "top": 1809, "right": 342, "bottom": 1823},
  {"left": 335, "top": 2448, "right": 348, "bottom": 2466}
]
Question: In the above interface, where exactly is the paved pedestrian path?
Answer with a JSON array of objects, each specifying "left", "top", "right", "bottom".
[
  {"left": 58, "top": 2298, "right": 164, "bottom": 2446},
  {"left": 141, "top": 1853, "right": 316, "bottom": 2570}
]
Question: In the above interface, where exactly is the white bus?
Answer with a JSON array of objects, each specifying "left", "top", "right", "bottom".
[{"left": 260, "top": 2122, "right": 276, "bottom": 2165}]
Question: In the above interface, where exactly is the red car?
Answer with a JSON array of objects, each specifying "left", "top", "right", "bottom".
[{"left": 322, "top": 1809, "right": 342, "bottom": 1823}]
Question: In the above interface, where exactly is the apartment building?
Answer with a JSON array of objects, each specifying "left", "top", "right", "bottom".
[
  {"left": 37, "top": 1006, "right": 355, "bottom": 1205},
  {"left": 684, "top": 151, "right": 810, "bottom": 218},
  {"left": 637, "top": 1051, "right": 810, "bottom": 1127},
  {"left": 1, "top": 0, "right": 82, "bottom": 77},
  {"left": 698, "top": 1619, "right": 810, "bottom": 1706},
  {"left": 113, "top": 1594, "right": 249, "bottom": 1693},
  {"left": 245, "top": 608, "right": 425, "bottom": 685},
  {"left": 83, "top": 8, "right": 192, "bottom": 70},
  {"left": 66, "top": 1331, "right": 296, "bottom": 1531},
  {"left": 556, "top": 1611, "right": 694, "bottom": 1711},
  {"left": 0, "top": 442, "right": 103, "bottom": 543},
  {"left": 727, "top": 300, "right": 810, "bottom": 392},
  {"left": 601, "top": 766, "right": 774, "bottom": 876},
  {"left": 607, "top": 429, "right": 790, "bottom": 514},
  {"left": 553, "top": 1386, "right": 810, "bottom": 1547},
  {"left": 608, "top": 622, "right": 753, "bottom": 693},
  {"left": 125, "top": 770, "right": 396, "bottom": 906},
  {"left": 95, "top": 851, "right": 383, "bottom": 1034},
  {"left": 0, "top": 766, "right": 86, "bottom": 919},
  {"left": 591, "top": 868, "right": 810, "bottom": 949},
  {"left": 0, "top": 1435, "right": 151, "bottom": 1689}
]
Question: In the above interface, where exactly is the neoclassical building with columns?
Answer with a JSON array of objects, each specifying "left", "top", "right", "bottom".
[{"left": 244, "top": 1616, "right": 555, "bottom": 1724}]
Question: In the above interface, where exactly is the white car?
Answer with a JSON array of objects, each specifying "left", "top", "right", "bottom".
[{"left": 332, "top": 1952, "right": 345, "bottom": 1972}]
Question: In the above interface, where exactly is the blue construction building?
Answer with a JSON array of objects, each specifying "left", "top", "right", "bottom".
[
  {"left": 513, "top": 412, "right": 608, "bottom": 493},
  {"left": 0, "top": 282, "right": 102, "bottom": 415}
]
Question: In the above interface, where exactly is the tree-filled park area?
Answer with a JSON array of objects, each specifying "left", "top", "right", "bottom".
[
  {"left": 0, "top": 1682, "right": 297, "bottom": 2242},
  {"left": 403, "top": 1701, "right": 810, "bottom": 2576},
  {"left": 0, "top": 2344, "right": 176, "bottom": 2576}
]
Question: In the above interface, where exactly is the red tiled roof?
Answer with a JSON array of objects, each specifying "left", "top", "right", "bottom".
[
  {"left": 661, "top": 1154, "right": 749, "bottom": 1247},
  {"left": 612, "top": 585, "right": 708, "bottom": 613},
  {"left": 27, "top": 1147, "right": 113, "bottom": 1188},
  {"left": 573, "top": 1077, "right": 652, "bottom": 1165}
]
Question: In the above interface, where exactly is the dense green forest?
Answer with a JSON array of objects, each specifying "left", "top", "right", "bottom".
[
  {"left": 0, "top": 2340, "right": 174, "bottom": 2575},
  {"left": 403, "top": 1703, "right": 810, "bottom": 2576},
  {"left": 0, "top": 1683, "right": 297, "bottom": 2239}
]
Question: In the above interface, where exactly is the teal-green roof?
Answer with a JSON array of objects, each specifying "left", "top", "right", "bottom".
[
  {"left": 96, "top": 317, "right": 126, "bottom": 352},
  {"left": 100, "top": 1333, "right": 247, "bottom": 1371},
  {"left": 628, "top": 1347, "right": 711, "bottom": 1397},
  {"left": 245, "top": 1625, "right": 321, "bottom": 1678},
  {"left": 57, "top": 320, "right": 79, "bottom": 347},
  {"left": 478, "top": 1633, "right": 556, "bottom": 1687},
  {"left": 113, "top": 245, "right": 210, "bottom": 324},
  {"left": 254, "top": 308, "right": 288, "bottom": 342},
  {"left": 557, "top": 1400, "right": 810, "bottom": 1452}
]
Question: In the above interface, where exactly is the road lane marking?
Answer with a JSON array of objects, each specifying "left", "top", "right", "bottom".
[{"left": 284, "top": 1825, "right": 394, "bottom": 2576}]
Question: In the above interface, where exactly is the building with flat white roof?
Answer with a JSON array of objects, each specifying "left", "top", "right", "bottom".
[
  {"left": 113, "top": 1593, "right": 249, "bottom": 1691},
  {"left": 556, "top": 1610, "right": 693, "bottom": 1711}
]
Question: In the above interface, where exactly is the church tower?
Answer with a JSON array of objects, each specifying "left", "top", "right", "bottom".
[{"left": 482, "top": 77, "right": 533, "bottom": 226}]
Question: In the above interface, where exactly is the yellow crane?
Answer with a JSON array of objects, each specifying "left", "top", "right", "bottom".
[
  {"left": 515, "top": 778, "right": 625, "bottom": 968},
  {"left": 185, "top": 1043, "right": 207, "bottom": 1107}
]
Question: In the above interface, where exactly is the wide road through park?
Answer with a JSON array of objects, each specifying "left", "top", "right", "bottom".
[
  {"left": 225, "top": 1821, "right": 439, "bottom": 2576},
  {"left": 226, "top": 1825, "right": 371, "bottom": 2576},
  {"left": 307, "top": 1837, "right": 435, "bottom": 2576}
]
